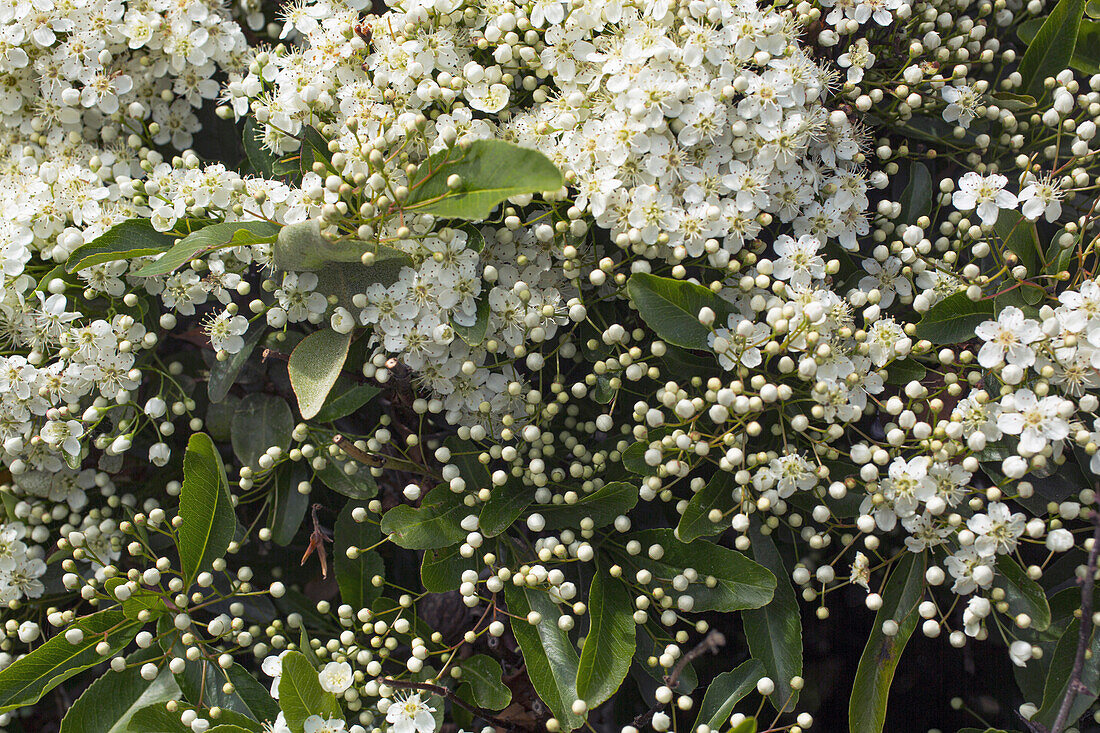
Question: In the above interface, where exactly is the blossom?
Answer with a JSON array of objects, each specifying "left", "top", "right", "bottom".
[
  {"left": 974, "top": 307, "right": 1042, "bottom": 369},
  {"left": 941, "top": 84, "right": 981, "bottom": 128},
  {"left": 996, "top": 389, "right": 1071, "bottom": 454},
  {"left": 318, "top": 661, "right": 353, "bottom": 695},
  {"left": 303, "top": 716, "right": 346, "bottom": 733},
  {"left": 952, "top": 172, "right": 1017, "bottom": 225},
  {"left": 205, "top": 312, "right": 249, "bottom": 353},
  {"left": 966, "top": 502, "right": 1025, "bottom": 557},
  {"left": 386, "top": 693, "right": 437, "bottom": 733},
  {"left": 1018, "top": 178, "right": 1063, "bottom": 222}
]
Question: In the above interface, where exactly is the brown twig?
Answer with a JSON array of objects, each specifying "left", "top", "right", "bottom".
[
  {"left": 631, "top": 631, "right": 727, "bottom": 728},
  {"left": 300, "top": 504, "right": 331, "bottom": 578},
  {"left": 380, "top": 677, "right": 515, "bottom": 730},
  {"left": 333, "top": 434, "right": 442, "bottom": 479},
  {"left": 1048, "top": 507, "right": 1100, "bottom": 733}
]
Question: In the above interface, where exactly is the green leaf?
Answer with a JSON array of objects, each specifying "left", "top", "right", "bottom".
[
  {"left": 575, "top": 572, "right": 634, "bottom": 708},
  {"left": 104, "top": 577, "right": 165, "bottom": 621},
  {"left": 65, "top": 219, "right": 176, "bottom": 273},
  {"left": 273, "top": 221, "right": 411, "bottom": 280},
  {"left": 537, "top": 481, "right": 639, "bottom": 530},
  {"left": 405, "top": 140, "right": 564, "bottom": 220},
  {"left": 334, "top": 500, "right": 385, "bottom": 609},
  {"left": 676, "top": 472, "right": 735, "bottom": 542},
  {"left": 626, "top": 273, "right": 733, "bottom": 351},
  {"left": 243, "top": 118, "right": 300, "bottom": 179},
  {"left": 226, "top": 665, "right": 282, "bottom": 722},
  {"left": 994, "top": 210, "right": 1043, "bottom": 277},
  {"left": 1018, "top": 0, "right": 1086, "bottom": 98},
  {"left": 421, "top": 544, "right": 479, "bottom": 593},
  {"left": 993, "top": 555, "right": 1051, "bottom": 632},
  {"left": 315, "top": 456, "right": 377, "bottom": 500},
  {"left": 208, "top": 319, "right": 266, "bottom": 404},
  {"left": 742, "top": 525, "right": 802, "bottom": 712},
  {"left": 453, "top": 293, "right": 490, "bottom": 347},
  {"left": 897, "top": 161, "right": 932, "bottom": 225},
  {"left": 848, "top": 552, "right": 926, "bottom": 733},
  {"left": 0, "top": 608, "right": 142, "bottom": 713},
  {"left": 479, "top": 481, "right": 538, "bottom": 537},
  {"left": 381, "top": 484, "right": 468, "bottom": 549},
  {"left": 457, "top": 655, "right": 512, "bottom": 711},
  {"left": 231, "top": 393, "right": 294, "bottom": 469},
  {"left": 1088, "top": 0, "right": 1100, "bottom": 17},
  {"left": 178, "top": 432, "right": 236, "bottom": 584},
  {"left": 697, "top": 660, "right": 766, "bottom": 730},
  {"left": 313, "top": 382, "right": 380, "bottom": 422},
  {"left": 130, "top": 703, "right": 191, "bottom": 733},
  {"left": 133, "top": 221, "right": 281, "bottom": 277},
  {"left": 608, "top": 529, "right": 775, "bottom": 612},
  {"left": 731, "top": 718, "right": 757, "bottom": 733},
  {"left": 884, "top": 359, "right": 927, "bottom": 386},
  {"left": 269, "top": 463, "right": 311, "bottom": 546},
  {"left": 59, "top": 663, "right": 180, "bottom": 733},
  {"left": 504, "top": 584, "right": 584, "bottom": 731},
  {"left": 277, "top": 652, "right": 340, "bottom": 733},
  {"left": 912, "top": 291, "right": 995, "bottom": 344},
  {"left": 288, "top": 329, "right": 352, "bottom": 420},
  {"left": 175, "top": 659, "right": 261, "bottom": 722},
  {"left": 990, "top": 91, "right": 1037, "bottom": 111},
  {"left": 1031, "top": 617, "right": 1100, "bottom": 728},
  {"left": 298, "top": 126, "right": 331, "bottom": 177},
  {"left": 1018, "top": 15, "right": 1100, "bottom": 76}
]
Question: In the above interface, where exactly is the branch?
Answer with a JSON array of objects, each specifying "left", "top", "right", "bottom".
[
  {"left": 1050, "top": 507, "right": 1100, "bottom": 733},
  {"left": 631, "top": 631, "right": 727, "bottom": 729},
  {"left": 380, "top": 677, "right": 515, "bottom": 730}
]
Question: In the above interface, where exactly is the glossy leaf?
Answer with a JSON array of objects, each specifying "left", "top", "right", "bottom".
[
  {"left": 626, "top": 272, "right": 733, "bottom": 350},
  {"left": 421, "top": 544, "right": 479, "bottom": 593},
  {"left": 133, "top": 221, "right": 281, "bottom": 277},
  {"left": 208, "top": 319, "right": 266, "bottom": 403},
  {"left": 576, "top": 572, "right": 634, "bottom": 708},
  {"left": 381, "top": 484, "right": 468, "bottom": 549},
  {"left": 313, "top": 382, "right": 380, "bottom": 422},
  {"left": 504, "top": 584, "right": 584, "bottom": 731},
  {"left": 993, "top": 555, "right": 1051, "bottom": 632},
  {"left": 742, "top": 525, "right": 802, "bottom": 712},
  {"left": 315, "top": 456, "right": 378, "bottom": 500},
  {"left": 334, "top": 500, "right": 385, "bottom": 609},
  {"left": 912, "top": 291, "right": 995, "bottom": 344},
  {"left": 130, "top": 703, "right": 192, "bottom": 732},
  {"left": 231, "top": 393, "right": 294, "bottom": 469},
  {"left": 453, "top": 294, "right": 491, "bottom": 346},
  {"left": 405, "top": 140, "right": 564, "bottom": 220},
  {"left": 59, "top": 663, "right": 179, "bottom": 733},
  {"left": 0, "top": 608, "right": 142, "bottom": 712},
  {"left": 676, "top": 472, "right": 735, "bottom": 542},
  {"left": 243, "top": 118, "right": 299, "bottom": 179},
  {"left": 537, "top": 481, "right": 638, "bottom": 530},
  {"left": 848, "top": 552, "right": 925, "bottom": 733},
  {"left": 479, "top": 481, "right": 537, "bottom": 537},
  {"left": 1030, "top": 617, "right": 1100, "bottom": 728},
  {"left": 269, "top": 462, "right": 311, "bottom": 546},
  {"left": 609, "top": 529, "right": 774, "bottom": 612},
  {"left": 273, "top": 220, "right": 412, "bottom": 280},
  {"left": 65, "top": 219, "right": 175, "bottom": 273},
  {"left": 897, "top": 161, "right": 932, "bottom": 225},
  {"left": 277, "top": 652, "right": 341, "bottom": 733},
  {"left": 994, "top": 210, "right": 1042, "bottom": 277},
  {"left": 288, "top": 328, "right": 352, "bottom": 420},
  {"left": 178, "top": 432, "right": 236, "bottom": 584},
  {"left": 697, "top": 659, "right": 766, "bottom": 730},
  {"left": 1018, "top": 0, "right": 1085, "bottom": 97},
  {"left": 457, "top": 655, "right": 512, "bottom": 710}
]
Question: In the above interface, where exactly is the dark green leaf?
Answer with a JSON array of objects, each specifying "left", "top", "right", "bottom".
[
  {"left": 697, "top": 660, "right": 766, "bottom": 730},
  {"left": 59, "top": 664, "right": 179, "bottom": 733},
  {"left": 608, "top": 530, "right": 775, "bottom": 612},
  {"left": 995, "top": 210, "right": 1043, "bottom": 277},
  {"left": 0, "top": 608, "right": 142, "bottom": 712},
  {"left": 178, "top": 432, "right": 236, "bottom": 584},
  {"left": 457, "top": 655, "right": 512, "bottom": 711},
  {"left": 537, "top": 481, "right": 638, "bottom": 530},
  {"left": 133, "top": 221, "right": 281, "bottom": 277},
  {"left": 175, "top": 660, "right": 258, "bottom": 721},
  {"left": 288, "top": 329, "right": 352, "bottom": 420},
  {"left": 243, "top": 118, "right": 299, "bottom": 179},
  {"left": 576, "top": 573, "right": 634, "bottom": 708},
  {"left": 1018, "top": 16, "right": 1100, "bottom": 75},
  {"left": 130, "top": 703, "right": 191, "bottom": 733},
  {"left": 1018, "top": 0, "right": 1086, "bottom": 97},
  {"left": 848, "top": 552, "right": 925, "bottom": 733},
  {"left": 405, "top": 140, "right": 564, "bottom": 220},
  {"left": 742, "top": 525, "right": 802, "bottom": 712},
  {"left": 269, "top": 463, "right": 311, "bottom": 546},
  {"left": 313, "top": 382, "right": 380, "bottom": 422},
  {"left": 277, "top": 652, "right": 341, "bottom": 733},
  {"left": 990, "top": 92, "right": 1037, "bottom": 111},
  {"left": 334, "top": 500, "right": 384, "bottom": 609},
  {"left": 231, "top": 393, "right": 294, "bottom": 469},
  {"left": 626, "top": 273, "right": 733, "bottom": 351},
  {"left": 298, "top": 126, "right": 331, "bottom": 176},
  {"left": 1031, "top": 617, "right": 1100, "bottom": 728},
  {"left": 315, "top": 456, "right": 378, "bottom": 500},
  {"left": 676, "top": 472, "right": 735, "bottom": 542},
  {"left": 897, "top": 162, "right": 932, "bottom": 225},
  {"left": 504, "top": 584, "right": 583, "bottom": 731},
  {"left": 453, "top": 294, "right": 491, "bottom": 347},
  {"left": 65, "top": 219, "right": 175, "bottom": 273},
  {"left": 421, "top": 544, "right": 479, "bottom": 593},
  {"left": 226, "top": 665, "right": 281, "bottom": 722},
  {"left": 912, "top": 291, "right": 995, "bottom": 343},
  {"left": 208, "top": 320, "right": 266, "bottom": 404},
  {"left": 381, "top": 484, "right": 468, "bottom": 549},
  {"left": 993, "top": 555, "right": 1051, "bottom": 632},
  {"left": 479, "top": 481, "right": 538, "bottom": 537},
  {"left": 884, "top": 359, "right": 927, "bottom": 386}
]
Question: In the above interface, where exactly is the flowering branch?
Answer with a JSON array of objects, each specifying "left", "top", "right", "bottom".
[{"left": 379, "top": 677, "right": 515, "bottom": 730}]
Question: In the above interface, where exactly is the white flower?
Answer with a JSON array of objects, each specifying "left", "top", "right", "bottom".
[
  {"left": 303, "top": 716, "right": 346, "bottom": 733},
  {"left": 1009, "top": 640, "right": 1032, "bottom": 667},
  {"left": 966, "top": 502, "right": 1025, "bottom": 557},
  {"left": 772, "top": 234, "right": 825, "bottom": 287},
  {"left": 996, "top": 389, "right": 1071, "bottom": 454},
  {"left": 1045, "top": 528, "right": 1075, "bottom": 552},
  {"left": 941, "top": 84, "right": 981, "bottom": 128},
  {"left": 264, "top": 712, "right": 292, "bottom": 733},
  {"left": 318, "top": 661, "right": 353, "bottom": 695},
  {"left": 386, "top": 693, "right": 437, "bottom": 733},
  {"left": 850, "top": 551, "right": 871, "bottom": 590},
  {"left": 262, "top": 652, "right": 288, "bottom": 698},
  {"left": 974, "top": 306, "right": 1042, "bottom": 369},
  {"left": 951, "top": 172, "right": 1017, "bottom": 225},
  {"left": 205, "top": 312, "right": 249, "bottom": 354},
  {"left": 1018, "top": 178, "right": 1063, "bottom": 222}
]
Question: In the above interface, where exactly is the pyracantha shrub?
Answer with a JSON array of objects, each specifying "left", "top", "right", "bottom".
[{"left": 1, "top": 0, "right": 1100, "bottom": 730}]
